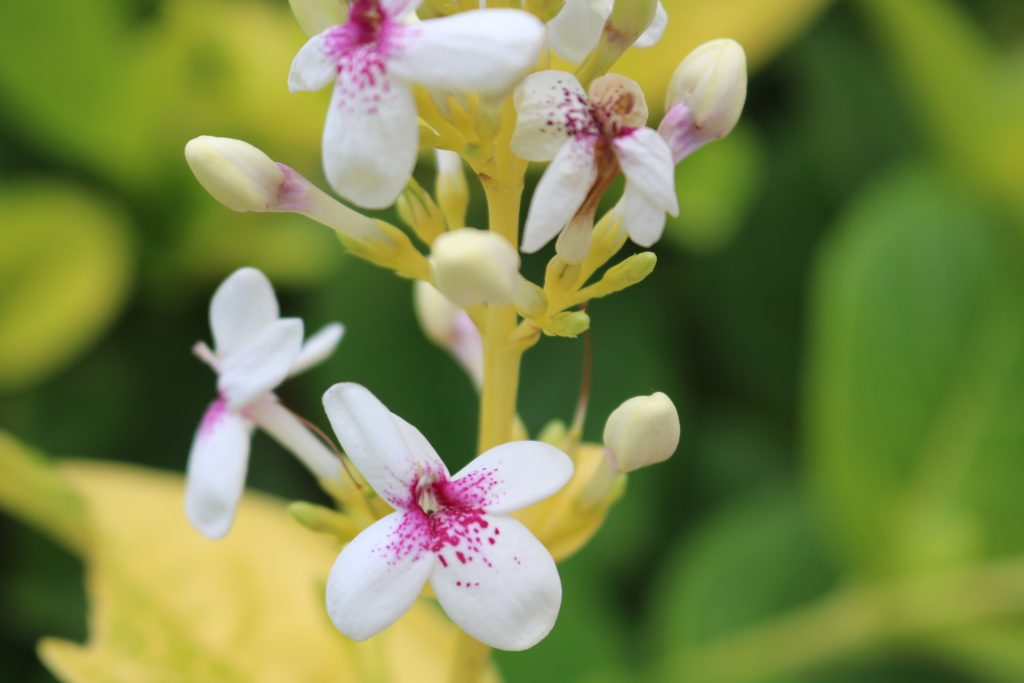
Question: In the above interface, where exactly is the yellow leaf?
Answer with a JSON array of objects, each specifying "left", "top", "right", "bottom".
[
  {"left": 31, "top": 460, "right": 499, "bottom": 683},
  {"left": 605, "top": 0, "right": 832, "bottom": 110},
  {"left": 0, "top": 181, "right": 133, "bottom": 392},
  {"left": 517, "top": 444, "right": 621, "bottom": 562}
]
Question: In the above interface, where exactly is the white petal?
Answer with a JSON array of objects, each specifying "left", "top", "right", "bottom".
[
  {"left": 322, "top": 382, "right": 448, "bottom": 508},
  {"left": 323, "top": 69, "right": 418, "bottom": 209},
  {"left": 389, "top": 10, "right": 543, "bottom": 95},
  {"left": 612, "top": 127, "right": 679, "bottom": 215},
  {"left": 520, "top": 136, "right": 597, "bottom": 253},
  {"left": 449, "top": 441, "right": 573, "bottom": 515},
  {"left": 326, "top": 510, "right": 434, "bottom": 641},
  {"left": 184, "top": 400, "right": 252, "bottom": 539},
  {"left": 511, "top": 70, "right": 595, "bottom": 162},
  {"left": 546, "top": 0, "right": 605, "bottom": 64},
  {"left": 289, "top": 322, "right": 345, "bottom": 377},
  {"left": 634, "top": 2, "right": 668, "bottom": 48},
  {"left": 209, "top": 267, "right": 279, "bottom": 357},
  {"left": 430, "top": 515, "right": 562, "bottom": 651},
  {"left": 218, "top": 318, "right": 304, "bottom": 410},
  {"left": 288, "top": 29, "right": 338, "bottom": 92},
  {"left": 619, "top": 180, "right": 667, "bottom": 247},
  {"left": 381, "top": 0, "right": 421, "bottom": 19}
]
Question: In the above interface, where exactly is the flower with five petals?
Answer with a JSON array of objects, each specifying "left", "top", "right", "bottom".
[{"left": 321, "top": 382, "right": 573, "bottom": 650}]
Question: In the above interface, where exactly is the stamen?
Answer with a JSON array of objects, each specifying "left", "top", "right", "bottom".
[{"left": 191, "top": 341, "right": 220, "bottom": 371}]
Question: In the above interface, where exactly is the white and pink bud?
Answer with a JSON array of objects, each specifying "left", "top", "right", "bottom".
[
  {"left": 184, "top": 136, "right": 387, "bottom": 244},
  {"left": 661, "top": 39, "right": 747, "bottom": 162},
  {"left": 185, "top": 136, "right": 286, "bottom": 213}
]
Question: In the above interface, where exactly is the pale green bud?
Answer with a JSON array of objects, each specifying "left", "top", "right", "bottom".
[
  {"left": 397, "top": 179, "right": 446, "bottom": 246},
  {"left": 543, "top": 310, "right": 591, "bottom": 338},
  {"left": 434, "top": 150, "right": 469, "bottom": 231},
  {"left": 430, "top": 229, "right": 521, "bottom": 307},
  {"left": 576, "top": 0, "right": 659, "bottom": 85},
  {"left": 603, "top": 392, "right": 680, "bottom": 472},
  {"left": 185, "top": 136, "right": 284, "bottom": 213}
]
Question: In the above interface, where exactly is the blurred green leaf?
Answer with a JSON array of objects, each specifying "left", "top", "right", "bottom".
[
  {"left": 0, "top": 181, "right": 133, "bottom": 392},
  {"left": 806, "top": 165, "right": 1024, "bottom": 578},
  {"left": 0, "top": 0, "right": 324, "bottom": 191},
  {"left": 650, "top": 485, "right": 868, "bottom": 683},
  {"left": 652, "top": 486, "right": 835, "bottom": 654},
  {"left": 860, "top": 0, "right": 1024, "bottom": 221},
  {"left": 926, "top": 623, "right": 1024, "bottom": 683},
  {"left": 0, "top": 431, "right": 87, "bottom": 554},
  {"left": 176, "top": 204, "right": 341, "bottom": 287},
  {"left": 667, "top": 125, "right": 764, "bottom": 254}
]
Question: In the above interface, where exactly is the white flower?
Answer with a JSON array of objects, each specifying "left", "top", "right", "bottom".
[
  {"left": 288, "top": 0, "right": 544, "bottom": 210},
  {"left": 186, "top": 267, "right": 344, "bottom": 539},
  {"left": 321, "top": 382, "right": 573, "bottom": 650},
  {"left": 512, "top": 71, "right": 678, "bottom": 255},
  {"left": 546, "top": 0, "right": 667, "bottom": 64}
]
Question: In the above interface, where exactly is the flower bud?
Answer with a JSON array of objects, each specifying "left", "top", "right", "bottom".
[
  {"left": 666, "top": 39, "right": 747, "bottom": 144},
  {"left": 603, "top": 392, "right": 680, "bottom": 472},
  {"left": 397, "top": 178, "right": 446, "bottom": 245},
  {"left": 435, "top": 150, "right": 469, "bottom": 230},
  {"left": 607, "top": 0, "right": 660, "bottom": 50},
  {"left": 575, "top": 0, "right": 659, "bottom": 85},
  {"left": 185, "top": 136, "right": 285, "bottom": 213},
  {"left": 543, "top": 310, "right": 590, "bottom": 338},
  {"left": 413, "top": 281, "right": 484, "bottom": 386},
  {"left": 430, "top": 229, "right": 520, "bottom": 307},
  {"left": 583, "top": 251, "right": 656, "bottom": 299}
]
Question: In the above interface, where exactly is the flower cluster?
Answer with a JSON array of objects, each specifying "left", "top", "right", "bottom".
[{"left": 183, "top": 0, "right": 745, "bottom": 665}]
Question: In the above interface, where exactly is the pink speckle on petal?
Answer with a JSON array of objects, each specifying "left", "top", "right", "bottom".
[
  {"left": 382, "top": 467, "right": 509, "bottom": 572},
  {"left": 199, "top": 398, "right": 227, "bottom": 437},
  {"left": 374, "top": 510, "right": 431, "bottom": 566},
  {"left": 317, "top": 2, "right": 414, "bottom": 117}
]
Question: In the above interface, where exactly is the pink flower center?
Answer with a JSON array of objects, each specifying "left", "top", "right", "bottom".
[{"left": 379, "top": 469, "right": 504, "bottom": 571}]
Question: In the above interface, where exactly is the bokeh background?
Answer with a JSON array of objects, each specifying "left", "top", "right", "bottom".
[{"left": 3, "top": 0, "right": 1024, "bottom": 681}]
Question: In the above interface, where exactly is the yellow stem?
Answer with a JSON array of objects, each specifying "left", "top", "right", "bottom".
[
  {"left": 452, "top": 105, "right": 527, "bottom": 682},
  {"left": 477, "top": 178, "right": 525, "bottom": 453}
]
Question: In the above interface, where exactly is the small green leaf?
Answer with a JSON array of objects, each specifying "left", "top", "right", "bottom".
[{"left": 0, "top": 181, "right": 133, "bottom": 392}]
